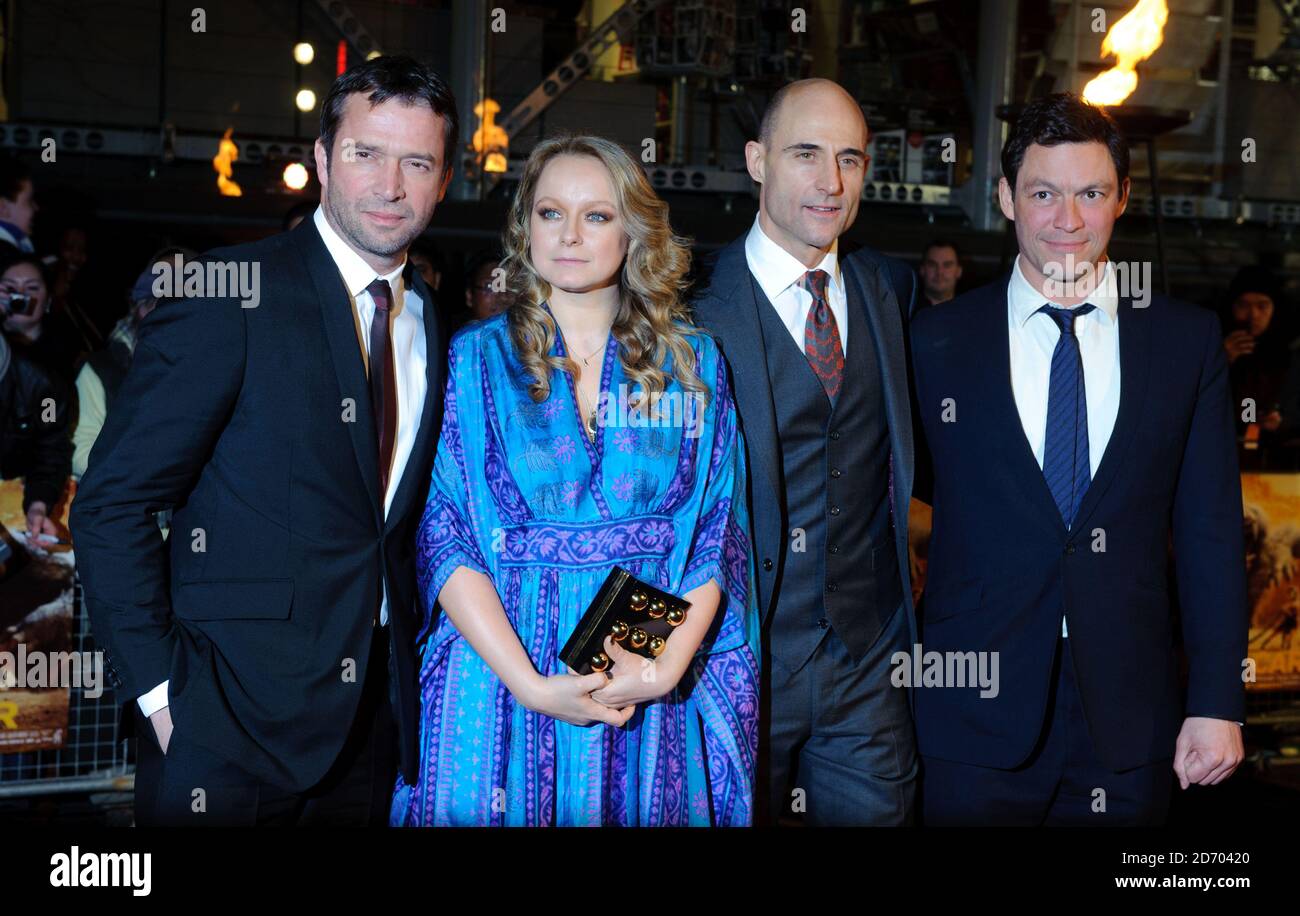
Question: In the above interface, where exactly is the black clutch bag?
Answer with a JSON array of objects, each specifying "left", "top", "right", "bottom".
[{"left": 560, "top": 566, "right": 691, "bottom": 675}]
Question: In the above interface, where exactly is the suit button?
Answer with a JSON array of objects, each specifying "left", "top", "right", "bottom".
[
  {"left": 830, "top": 467, "right": 841, "bottom": 478},
  {"left": 826, "top": 582, "right": 838, "bottom": 593},
  {"left": 829, "top": 506, "right": 840, "bottom": 516},
  {"left": 830, "top": 431, "right": 841, "bottom": 440},
  {"left": 829, "top": 544, "right": 839, "bottom": 554},
  {"left": 762, "top": 558, "right": 773, "bottom": 571},
  {"left": 1066, "top": 544, "right": 1076, "bottom": 555},
  {"left": 817, "top": 617, "right": 829, "bottom": 629}
]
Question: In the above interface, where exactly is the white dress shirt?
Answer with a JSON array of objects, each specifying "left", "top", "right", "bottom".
[
  {"left": 136, "top": 207, "right": 428, "bottom": 717},
  {"left": 1007, "top": 255, "right": 1121, "bottom": 637},
  {"left": 744, "top": 214, "right": 849, "bottom": 355}
]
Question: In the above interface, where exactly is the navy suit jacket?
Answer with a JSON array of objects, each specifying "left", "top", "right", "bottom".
[
  {"left": 691, "top": 236, "right": 919, "bottom": 664},
  {"left": 910, "top": 277, "right": 1248, "bottom": 771}
]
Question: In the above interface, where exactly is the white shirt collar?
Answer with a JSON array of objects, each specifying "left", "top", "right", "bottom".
[
  {"left": 744, "top": 214, "right": 840, "bottom": 302},
  {"left": 312, "top": 205, "right": 406, "bottom": 298},
  {"left": 1009, "top": 254, "right": 1118, "bottom": 328}
]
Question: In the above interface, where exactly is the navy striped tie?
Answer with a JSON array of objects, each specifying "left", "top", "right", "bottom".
[{"left": 1039, "top": 303, "right": 1096, "bottom": 529}]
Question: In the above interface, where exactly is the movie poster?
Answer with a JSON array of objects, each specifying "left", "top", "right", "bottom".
[
  {"left": 0, "top": 478, "right": 75, "bottom": 754},
  {"left": 1243, "top": 474, "right": 1300, "bottom": 691}
]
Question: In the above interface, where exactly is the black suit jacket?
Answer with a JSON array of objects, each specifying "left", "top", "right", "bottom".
[
  {"left": 910, "top": 278, "right": 1247, "bottom": 771},
  {"left": 691, "top": 236, "right": 919, "bottom": 663},
  {"left": 70, "top": 218, "right": 447, "bottom": 792}
]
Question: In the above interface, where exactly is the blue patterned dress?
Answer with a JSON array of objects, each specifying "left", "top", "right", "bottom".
[{"left": 390, "top": 309, "right": 761, "bottom": 826}]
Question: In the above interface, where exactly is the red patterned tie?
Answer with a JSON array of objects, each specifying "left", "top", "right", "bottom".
[
  {"left": 800, "top": 269, "right": 844, "bottom": 402},
  {"left": 365, "top": 278, "right": 398, "bottom": 498}
]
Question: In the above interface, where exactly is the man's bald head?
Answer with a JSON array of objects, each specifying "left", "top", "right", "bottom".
[
  {"left": 757, "top": 79, "right": 866, "bottom": 149},
  {"left": 745, "top": 78, "right": 868, "bottom": 267}
]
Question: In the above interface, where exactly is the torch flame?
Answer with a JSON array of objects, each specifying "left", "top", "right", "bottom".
[
  {"left": 213, "top": 127, "right": 242, "bottom": 197},
  {"left": 472, "top": 98, "right": 509, "bottom": 174},
  {"left": 1082, "top": 0, "right": 1169, "bottom": 106}
]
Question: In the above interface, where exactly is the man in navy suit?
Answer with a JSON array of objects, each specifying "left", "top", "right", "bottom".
[
  {"left": 71, "top": 57, "right": 456, "bottom": 825},
  {"left": 910, "top": 93, "right": 1246, "bottom": 825},
  {"left": 693, "top": 78, "right": 919, "bottom": 825}
]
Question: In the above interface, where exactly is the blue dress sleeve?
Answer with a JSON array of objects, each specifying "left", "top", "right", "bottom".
[
  {"left": 678, "top": 336, "right": 760, "bottom": 658},
  {"left": 415, "top": 329, "right": 494, "bottom": 638}
]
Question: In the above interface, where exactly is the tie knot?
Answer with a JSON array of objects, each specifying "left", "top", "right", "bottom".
[
  {"left": 1038, "top": 302, "right": 1095, "bottom": 336},
  {"left": 800, "top": 269, "right": 830, "bottom": 301},
  {"left": 367, "top": 278, "right": 392, "bottom": 311}
]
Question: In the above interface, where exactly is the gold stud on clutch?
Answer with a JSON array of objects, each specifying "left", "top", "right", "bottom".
[
  {"left": 590, "top": 652, "right": 610, "bottom": 672},
  {"left": 648, "top": 636, "right": 666, "bottom": 657},
  {"left": 629, "top": 628, "right": 648, "bottom": 649},
  {"left": 629, "top": 591, "right": 648, "bottom": 612},
  {"left": 666, "top": 607, "right": 686, "bottom": 627},
  {"left": 648, "top": 598, "right": 668, "bottom": 618},
  {"left": 611, "top": 620, "right": 630, "bottom": 641}
]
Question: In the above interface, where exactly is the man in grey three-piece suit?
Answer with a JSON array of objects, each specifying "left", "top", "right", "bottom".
[{"left": 691, "top": 79, "right": 919, "bottom": 825}]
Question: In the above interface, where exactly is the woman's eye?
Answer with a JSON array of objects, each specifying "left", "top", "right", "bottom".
[
  {"left": 587, "top": 212, "right": 610, "bottom": 222},
  {"left": 539, "top": 208, "right": 558, "bottom": 219}
]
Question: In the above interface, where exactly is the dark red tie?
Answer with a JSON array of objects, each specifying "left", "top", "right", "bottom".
[
  {"left": 801, "top": 269, "right": 844, "bottom": 402},
  {"left": 366, "top": 278, "right": 398, "bottom": 498}
]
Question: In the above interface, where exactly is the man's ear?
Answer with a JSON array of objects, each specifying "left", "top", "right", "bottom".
[
  {"left": 1116, "top": 176, "right": 1130, "bottom": 217},
  {"left": 997, "top": 176, "right": 1015, "bottom": 222},
  {"left": 744, "top": 140, "right": 765, "bottom": 185},
  {"left": 313, "top": 138, "right": 330, "bottom": 189},
  {"left": 437, "top": 162, "right": 454, "bottom": 202}
]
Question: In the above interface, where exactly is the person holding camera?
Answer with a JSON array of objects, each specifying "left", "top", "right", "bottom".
[
  {"left": 2, "top": 252, "right": 91, "bottom": 381},
  {"left": 0, "top": 330, "right": 72, "bottom": 538}
]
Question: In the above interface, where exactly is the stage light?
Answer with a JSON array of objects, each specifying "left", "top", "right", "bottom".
[
  {"left": 293, "top": 42, "right": 315, "bottom": 66},
  {"left": 283, "top": 162, "right": 309, "bottom": 191},
  {"left": 295, "top": 89, "right": 317, "bottom": 112}
]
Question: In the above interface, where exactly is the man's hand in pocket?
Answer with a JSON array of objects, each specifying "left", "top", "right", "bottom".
[{"left": 149, "top": 706, "right": 174, "bottom": 755}]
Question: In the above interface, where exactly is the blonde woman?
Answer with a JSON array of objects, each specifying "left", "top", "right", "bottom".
[{"left": 391, "top": 135, "right": 760, "bottom": 826}]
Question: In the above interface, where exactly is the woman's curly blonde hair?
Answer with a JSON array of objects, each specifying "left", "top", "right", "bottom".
[{"left": 502, "top": 134, "right": 708, "bottom": 409}]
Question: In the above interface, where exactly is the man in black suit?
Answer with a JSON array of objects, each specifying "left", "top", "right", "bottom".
[
  {"left": 692, "top": 78, "right": 919, "bottom": 825},
  {"left": 70, "top": 56, "right": 458, "bottom": 825},
  {"left": 910, "top": 93, "right": 1246, "bottom": 825}
]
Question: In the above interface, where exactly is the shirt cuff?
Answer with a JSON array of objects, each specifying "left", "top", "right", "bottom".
[{"left": 136, "top": 680, "right": 169, "bottom": 717}]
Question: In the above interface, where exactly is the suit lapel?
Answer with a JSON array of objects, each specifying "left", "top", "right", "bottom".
[
  {"left": 292, "top": 220, "right": 383, "bottom": 527},
  {"left": 384, "top": 271, "right": 445, "bottom": 531},
  {"left": 1072, "top": 294, "right": 1150, "bottom": 533},
  {"left": 695, "top": 240, "right": 783, "bottom": 527},
  {"left": 984, "top": 282, "right": 1071, "bottom": 536},
  {"left": 841, "top": 253, "right": 913, "bottom": 528}
]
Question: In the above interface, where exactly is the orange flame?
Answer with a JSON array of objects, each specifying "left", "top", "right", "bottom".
[
  {"left": 212, "top": 127, "right": 242, "bottom": 197},
  {"left": 472, "top": 98, "right": 509, "bottom": 174},
  {"left": 1082, "top": 0, "right": 1169, "bottom": 106}
]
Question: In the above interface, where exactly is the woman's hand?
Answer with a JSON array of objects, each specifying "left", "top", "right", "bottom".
[
  {"left": 589, "top": 635, "right": 677, "bottom": 708},
  {"left": 1223, "top": 330, "right": 1255, "bottom": 364},
  {"left": 521, "top": 669, "right": 636, "bottom": 728}
]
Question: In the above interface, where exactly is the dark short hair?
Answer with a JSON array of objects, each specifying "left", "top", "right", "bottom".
[
  {"left": 282, "top": 199, "right": 317, "bottom": 231},
  {"left": 1001, "top": 92, "right": 1129, "bottom": 192},
  {"left": 408, "top": 237, "right": 447, "bottom": 273},
  {"left": 922, "top": 239, "right": 961, "bottom": 263},
  {"left": 0, "top": 251, "right": 49, "bottom": 285},
  {"left": 319, "top": 55, "right": 460, "bottom": 174},
  {"left": 0, "top": 154, "right": 32, "bottom": 202},
  {"left": 465, "top": 247, "right": 506, "bottom": 281}
]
